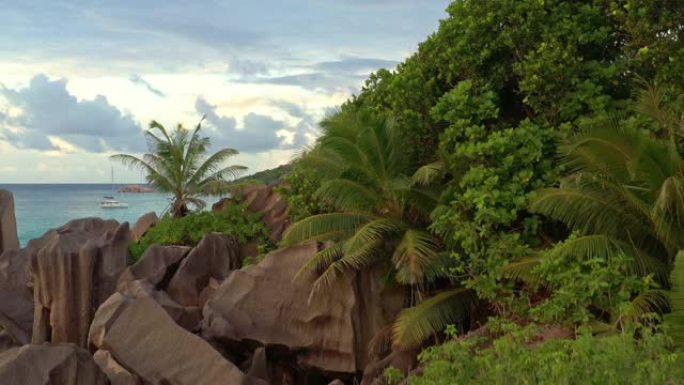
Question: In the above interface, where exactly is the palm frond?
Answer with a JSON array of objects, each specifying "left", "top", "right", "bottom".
[
  {"left": 294, "top": 242, "right": 344, "bottom": 281},
  {"left": 315, "top": 178, "right": 382, "bottom": 212},
  {"left": 392, "top": 229, "right": 442, "bottom": 285},
  {"left": 530, "top": 187, "right": 648, "bottom": 241},
  {"left": 622, "top": 289, "right": 670, "bottom": 325},
  {"left": 392, "top": 288, "right": 473, "bottom": 349},
  {"left": 281, "top": 212, "right": 373, "bottom": 246},
  {"left": 411, "top": 161, "right": 445, "bottom": 186},
  {"left": 501, "top": 256, "right": 543, "bottom": 286}
]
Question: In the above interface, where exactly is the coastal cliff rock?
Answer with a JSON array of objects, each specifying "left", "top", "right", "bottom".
[
  {"left": 89, "top": 292, "right": 265, "bottom": 385},
  {"left": 130, "top": 211, "right": 158, "bottom": 241},
  {"left": 202, "top": 242, "right": 404, "bottom": 378},
  {"left": 0, "top": 249, "right": 33, "bottom": 345},
  {"left": 166, "top": 233, "right": 241, "bottom": 307},
  {"left": 30, "top": 218, "right": 130, "bottom": 347},
  {"left": 0, "top": 190, "right": 19, "bottom": 253},
  {"left": 0, "top": 344, "right": 107, "bottom": 385}
]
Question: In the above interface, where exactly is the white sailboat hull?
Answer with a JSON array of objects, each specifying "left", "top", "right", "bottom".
[{"left": 100, "top": 200, "right": 129, "bottom": 209}]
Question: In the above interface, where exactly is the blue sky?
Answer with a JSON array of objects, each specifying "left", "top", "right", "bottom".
[{"left": 0, "top": 0, "right": 450, "bottom": 182}]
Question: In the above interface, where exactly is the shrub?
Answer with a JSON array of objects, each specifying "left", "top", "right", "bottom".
[
  {"left": 410, "top": 326, "right": 684, "bottom": 385},
  {"left": 129, "top": 203, "right": 271, "bottom": 262}
]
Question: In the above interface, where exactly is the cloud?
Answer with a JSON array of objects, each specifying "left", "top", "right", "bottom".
[
  {"left": 129, "top": 74, "right": 166, "bottom": 97},
  {"left": 195, "top": 97, "right": 312, "bottom": 153},
  {"left": 314, "top": 57, "right": 398, "bottom": 73},
  {"left": 0, "top": 74, "right": 144, "bottom": 153},
  {"left": 228, "top": 59, "right": 271, "bottom": 76},
  {"left": 242, "top": 56, "right": 395, "bottom": 92}
]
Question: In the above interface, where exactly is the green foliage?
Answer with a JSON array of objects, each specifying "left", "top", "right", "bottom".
[
  {"left": 234, "top": 163, "right": 292, "bottom": 186},
  {"left": 383, "top": 366, "right": 405, "bottom": 385},
  {"left": 666, "top": 251, "right": 684, "bottom": 347},
  {"left": 130, "top": 203, "right": 270, "bottom": 262},
  {"left": 112, "top": 119, "right": 246, "bottom": 217},
  {"left": 281, "top": 108, "right": 469, "bottom": 348},
  {"left": 346, "top": 0, "right": 684, "bottom": 306},
  {"left": 525, "top": 123, "right": 684, "bottom": 327},
  {"left": 410, "top": 326, "right": 684, "bottom": 385},
  {"left": 277, "top": 160, "right": 333, "bottom": 221}
]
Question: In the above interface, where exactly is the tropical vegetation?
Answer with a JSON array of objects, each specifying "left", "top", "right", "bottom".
[
  {"left": 116, "top": 0, "right": 684, "bottom": 382},
  {"left": 129, "top": 202, "right": 271, "bottom": 262},
  {"left": 112, "top": 119, "right": 245, "bottom": 217},
  {"left": 275, "top": 0, "right": 684, "bottom": 382}
]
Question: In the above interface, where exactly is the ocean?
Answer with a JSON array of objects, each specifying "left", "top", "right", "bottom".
[{"left": 0, "top": 184, "right": 217, "bottom": 246}]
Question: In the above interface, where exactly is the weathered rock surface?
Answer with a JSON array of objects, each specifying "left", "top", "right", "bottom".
[
  {"left": 0, "top": 190, "right": 19, "bottom": 253},
  {"left": 0, "top": 344, "right": 107, "bottom": 385},
  {"left": 93, "top": 349, "right": 141, "bottom": 385},
  {"left": 212, "top": 196, "right": 235, "bottom": 212},
  {"left": 30, "top": 217, "right": 130, "bottom": 347},
  {"left": 130, "top": 211, "right": 158, "bottom": 241},
  {"left": 0, "top": 249, "right": 33, "bottom": 345},
  {"left": 89, "top": 292, "right": 264, "bottom": 385},
  {"left": 0, "top": 331, "right": 19, "bottom": 354},
  {"left": 202, "top": 242, "right": 404, "bottom": 375},
  {"left": 166, "top": 233, "right": 241, "bottom": 307},
  {"left": 118, "top": 244, "right": 191, "bottom": 289},
  {"left": 240, "top": 184, "right": 289, "bottom": 242},
  {"left": 119, "top": 279, "right": 201, "bottom": 331}
]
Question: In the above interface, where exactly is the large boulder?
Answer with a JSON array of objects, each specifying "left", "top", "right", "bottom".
[
  {"left": 89, "top": 292, "right": 264, "bottom": 385},
  {"left": 166, "top": 233, "right": 241, "bottom": 307},
  {"left": 0, "top": 344, "right": 107, "bottom": 385},
  {"left": 30, "top": 218, "right": 130, "bottom": 347},
  {"left": 118, "top": 244, "right": 191, "bottom": 290},
  {"left": 0, "top": 249, "right": 33, "bottom": 345},
  {"left": 130, "top": 211, "right": 158, "bottom": 242},
  {"left": 0, "top": 190, "right": 19, "bottom": 253},
  {"left": 239, "top": 184, "right": 289, "bottom": 242},
  {"left": 202, "top": 242, "right": 404, "bottom": 375},
  {"left": 118, "top": 279, "right": 201, "bottom": 331}
]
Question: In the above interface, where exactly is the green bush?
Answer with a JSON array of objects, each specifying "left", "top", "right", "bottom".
[
  {"left": 129, "top": 203, "right": 271, "bottom": 262},
  {"left": 410, "top": 326, "right": 684, "bottom": 385}
]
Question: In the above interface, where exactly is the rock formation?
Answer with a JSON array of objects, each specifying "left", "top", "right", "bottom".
[
  {"left": 202, "top": 242, "right": 404, "bottom": 378},
  {"left": 0, "top": 190, "right": 19, "bottom": 253},
  {"left": 30, "top": 218, "right": 130, "bottom": 347},
  {"left": 89, "top": 292, "right": 266, "bottom": 385},
  {"left": 239, "top": 184, "right": 289, "bottom": 242},
  {"left": 130, "top": 211, "right": 158, "bottom": 241},
  {"left": 166, "top": 233, "right": 241, "bottom": 307},
  {"left": 118, "top": 244, "right": 191, "bottom": 289},
  {"left": 0, "top": 249, "right": 33, "bottom": 346},
  {"left": 93, "top": 349, "right": 141, "bottom": 385},
  {"left": 118, "top": 185, "right": 155, "bottom": 193},
  {"left": 0, "top": 344, "right": 107, "bottom": 385}
]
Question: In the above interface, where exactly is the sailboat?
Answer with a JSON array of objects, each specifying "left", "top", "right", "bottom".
[{"left": 100, "top": 167, "right": 129, "bottom": 209}]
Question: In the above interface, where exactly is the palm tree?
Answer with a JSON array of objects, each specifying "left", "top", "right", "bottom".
[
  {"left": 112, "top": 119, "right": 246, "bottom": 217},
  {"left": 522, "top": 121, "right": 684, "bottom": 325},
  {"left": 280, "top": 108, "right": 472, "bottom": 348}
]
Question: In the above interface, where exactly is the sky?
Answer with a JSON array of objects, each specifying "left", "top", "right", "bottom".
[{"left": 0, "top": 0, "right": 451, "bottom": 183}]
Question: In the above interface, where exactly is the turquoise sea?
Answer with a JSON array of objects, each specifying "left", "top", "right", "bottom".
[{"left": 0, "top": 184, "right": 209, "bottom": 246}]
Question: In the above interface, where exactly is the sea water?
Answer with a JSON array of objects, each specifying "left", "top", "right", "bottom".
[{"left": 0, "top": 184, "right": 219, "bottom": 246}]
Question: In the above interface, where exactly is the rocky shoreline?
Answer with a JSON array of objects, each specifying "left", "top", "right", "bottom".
[
  {"left": 0, "top": 186, "right": 408, "bottom": 385},
  {"left": 118, "top": 185, "right": 156, "bottom": 193}
]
